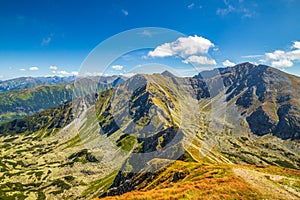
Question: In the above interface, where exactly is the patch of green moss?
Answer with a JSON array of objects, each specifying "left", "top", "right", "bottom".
[{"left": 117, "top": 135, "right": 137, "bottom": 152}]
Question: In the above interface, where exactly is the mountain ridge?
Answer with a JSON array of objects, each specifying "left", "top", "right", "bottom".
[
  {"left": 0, "top": 62, "right": 300, "bottom": 199},
  {"left": 94, "top": 62, "right": 300, "bottom": 197},
  {"left": 0, "top": 75, "right": 128, "bottom": 125}
]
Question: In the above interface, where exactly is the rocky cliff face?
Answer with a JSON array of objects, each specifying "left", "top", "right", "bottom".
[
  {"left": 193, "top": 62, "right": 300, "bottom": 139},
  {"left": 216, "top": 63, "right": 300, "bottom": 139},
  {"left": 96, "top": 63, "right": 300, "bottom": 197}
]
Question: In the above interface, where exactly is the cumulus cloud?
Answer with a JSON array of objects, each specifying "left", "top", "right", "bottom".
[
  {"left": 148, "top": 35, "right": 217, "bottom": 66},
  {"left": 183, "top": 55, "right": 216, "bottom": 65},
  {"left": 264, "top": 41, "right": 300, "bottom": 67},
  {"left": 29, "top": 66, "right": 39, "bottom": 71},
  {"left": 222, "top": 59, "right": 236, "bottom": 67},
  {"left": 19, "top": 68, "right": 26, "bottom": 71},
  {"left": 49, "top": 65, "right": 58, "bottom": 70},
  {"left": 293, "top": 41, "right": 300, "bottom": 49},
  {"left": 121, "top": 9, "right": 128, "bottom": 16},
  {"left": 111, "top": 65, "right": 124, "bottom": 70},
  {"left": 148, "top": 35, "right": 215, "bottom": 58},
  {"left": 271, "top": 60, "right": 293, "bottom": 68}
]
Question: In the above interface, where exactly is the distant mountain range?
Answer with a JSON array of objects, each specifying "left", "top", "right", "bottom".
[
  {"left": 0, "top": 75, "right": 127, "bottom": 124},
  {"left": 0, "top": 76, "right": 76, "bottom": 92},
  {"left": 0, "top": 75, "right": 129, "bottom": 92},
  {"left": 0, "top": 63, "right": 299, "bottom": 199}
]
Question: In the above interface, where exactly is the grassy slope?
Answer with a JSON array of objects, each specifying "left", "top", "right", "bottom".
[
  {"left": 98, "top": 160, "right": 300, "bottom": 200},
  {"left": 0, "top": 85, "right": 72, "bottom": 124},
  {"left": 0, "top": 77, "right": 113, "bottom": 125},
  {"left": 0, "top": 103, "right": 115, "bottom": 200}
]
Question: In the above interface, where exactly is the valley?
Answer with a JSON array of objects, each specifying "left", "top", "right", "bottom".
[{"left": 0, "top": 63, "right": 300, "bottom": 199}]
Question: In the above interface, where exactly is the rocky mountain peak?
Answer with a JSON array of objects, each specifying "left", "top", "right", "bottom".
[{"left": 161, "top": 70, "right": 176, "bottom": 78}]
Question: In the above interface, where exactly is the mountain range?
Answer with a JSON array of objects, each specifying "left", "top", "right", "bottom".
[
  {"left": 0, "top": 76, "right": 76, "bottom": 92},
  {"left": 0, "top": 63, "right": 299, "bottom": 199},
  {"left": 0, "top": 76, "right": 126, "bottom": 124}
]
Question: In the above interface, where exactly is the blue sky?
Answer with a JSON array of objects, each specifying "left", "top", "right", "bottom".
[{"left": 0, "top": 0, "right": 300, "bottom": 79}]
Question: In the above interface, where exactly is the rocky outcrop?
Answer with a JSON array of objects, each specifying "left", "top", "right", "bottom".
[
  {"left": 274, "top": 104, "right": 300, "bottom": 139},
  {"left": 201, "top": 62, "right": 300, "bottom": 140},
  {"left": 247, "top": 106, "right": 276, "bottom": 136}
]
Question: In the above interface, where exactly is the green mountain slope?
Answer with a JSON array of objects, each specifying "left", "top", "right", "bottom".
[
  {"left": 0, "top": 63, "right": 299, "bottom": 200},
  {"left": 0, "top": 85, "right": 72, "bottom": 124},
  {"left": 0, "top": 94, "right": 114, "bottom": 199},
  {"left": 0, "top": 76, "right": 126, "bottom": 124},
  {"left": 0, "top": 76, "right": 75, "bottom": 92}
]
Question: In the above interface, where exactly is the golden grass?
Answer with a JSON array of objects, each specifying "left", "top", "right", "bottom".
[
  {"left": 98, "top": 161, "right": 263, "bottom": 200},
  {"left": 244, "top": 164, "right": 300, "bottom": 178}
]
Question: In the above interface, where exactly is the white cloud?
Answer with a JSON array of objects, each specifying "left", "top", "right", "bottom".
[
  {"left": 19, "top": 68, "right": 26, "bottom": 71},
  {"left": 121, "top": 9, "right": 128, "bottom": 16},
  {"left": 265, "top": 50, "right": 285, "bottom": 60},
  {"left": 56, "top": 70, "right": 78, "bottom": 76},
  {"left": 216, "top": 0, "right": 255, "bottom": 18},
  {"left": 293, "top": 41, "right": 300, "bottom": 49},
  {"left": 183, "top": 55, "right": 217, "bottom": 65},
  {"left": 148, "top": 43, "right": 174, "bottom": 57},
  {"left": 82, "top": 72, "right": 103, "bottom": 77},
  {"left": 187, "top": 3, "right": 195, "bottom": 9},
  {"left": 241, "top": 54, "right": 263, "bottom": 58},
  {"left": 213, "top": 47, "right": 219, "bottom": 51},
  {"left": 57, "top": 70, "right": 69, "bottom": 75},
  {"left": 222, "top": 59, "right": 236, "bottom": 67},
  {"left": 41, "top": 37, "right": 51, "bottom": 46},
  {"left": 216, "top": 5, "right": 235, "bottom": 16},
  {"left": 148, "top": 35, "right": 215, "bottom": 58},
  {"left": 49, "top": 65, "right": 58, "bottom": 70},
  {"left": 120, "top": 72, "right": 136, "bottom": 77},
  {"left": 71, "top": 71, "right": 79, "bottom": 76},
  {"left": 264, "top": 41, "right": 300, "bottom": 68},
  {"left": 271, "top": 60, "right": 293, "bottom": 68},
  {"left": 29, "top": 66, "right": 39, "bottom": 71},
  {"left": 111, "top": 65, "right": 124, "bottom": 70}
]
